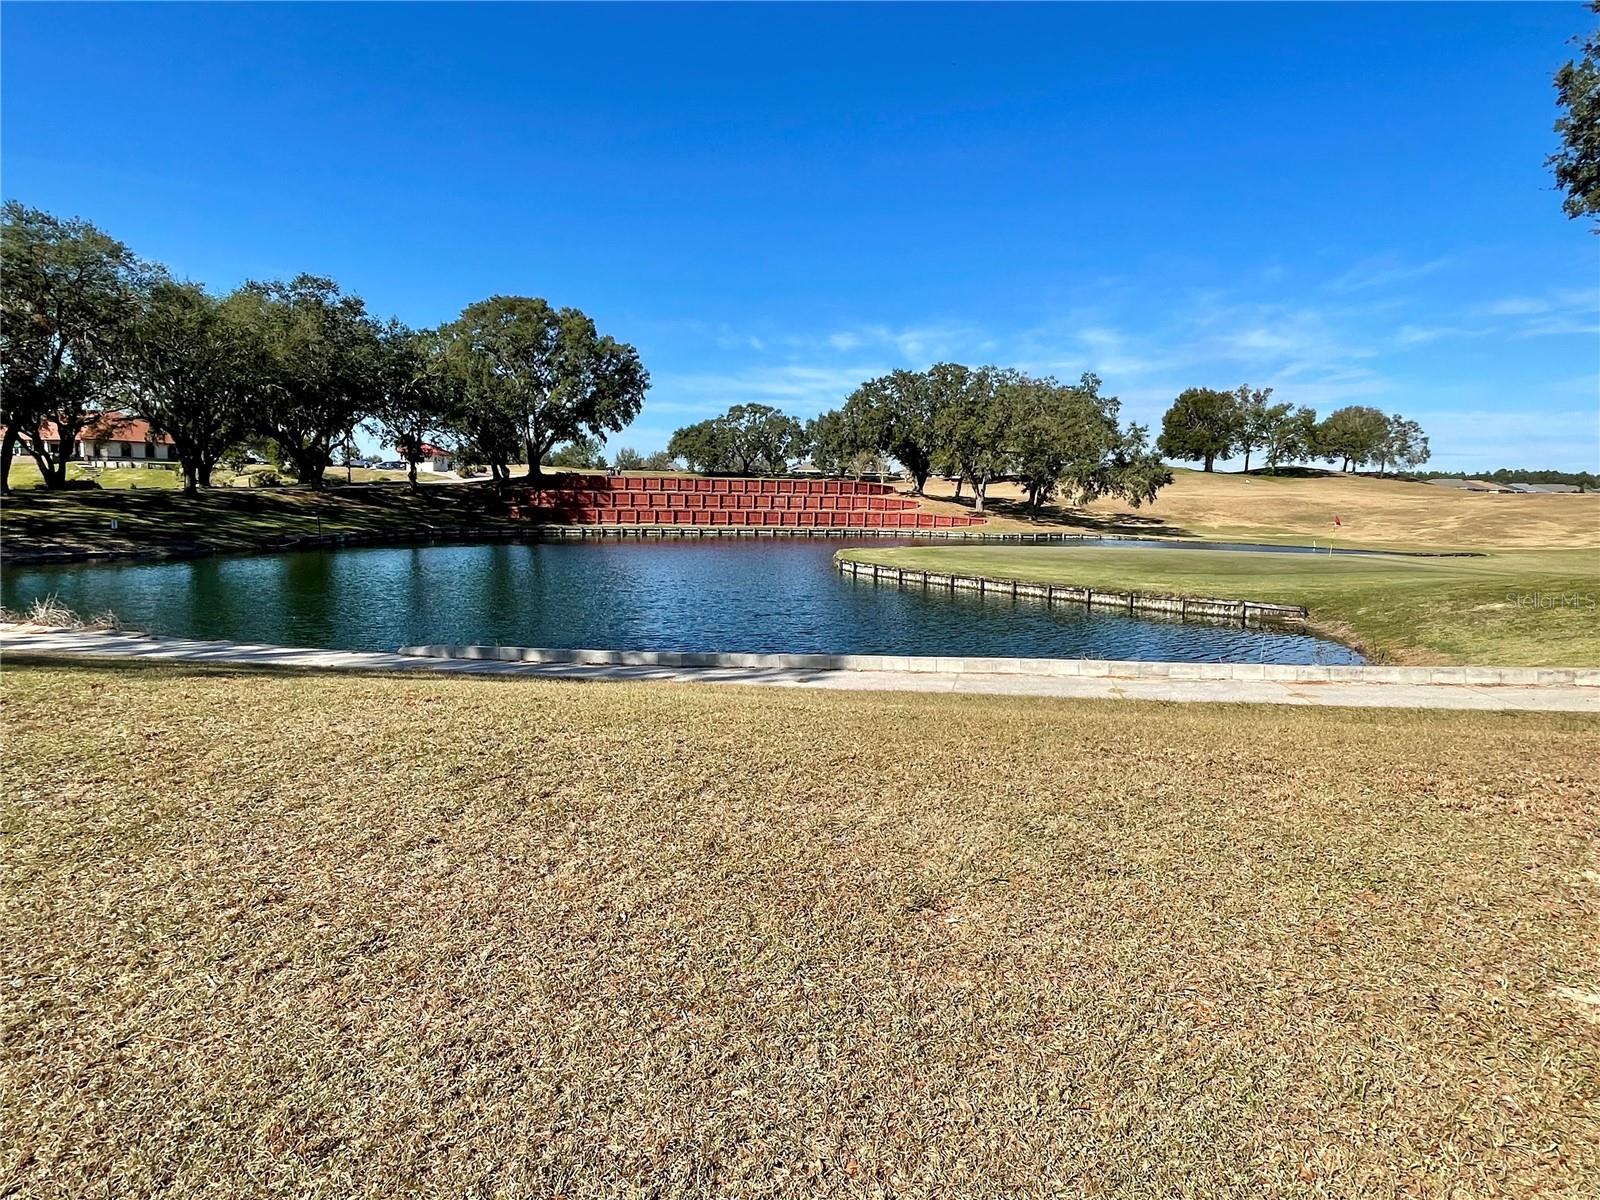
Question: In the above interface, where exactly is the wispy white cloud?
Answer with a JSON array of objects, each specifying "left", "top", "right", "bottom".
[
  {"left": 1325, "top": 255, "right": 1453, "bottom": 294},
  {"left": 1477, "top": 288, "right": 1597, "bottom": 338},
  {"left": 810, "top": 322, "right": 983, "bottom": 361},
  {"left": 1016, "top": 324, "right": 1185, "bottom": 380},
  {"left": 1486, "top": 296, "right": 1550, "bottom": 317},
  {"left": 1393, "top": 324, "right": 1488, "bottom": 347},
  {"left": 1494, "top": 289, "right": 1599, "bottom": 338},
  {"left": 658, "top": 318, "right": 774, "bottom": 353},
  {"left": 654, "top": 363, "right": 890, "bottom": 418},
  {"left": 1514, "top": 314, "right": 1600, "bottom": 339}
]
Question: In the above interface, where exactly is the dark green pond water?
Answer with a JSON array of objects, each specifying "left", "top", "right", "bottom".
[{"left": 2, "top": 538, "right": 1364, "bottom": 663}]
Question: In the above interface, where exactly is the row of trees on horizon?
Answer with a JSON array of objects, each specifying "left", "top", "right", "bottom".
[
  {"left": 654, "top": 382, "right": 1431, "bottom": 513},
  {"left": 0, "top": 203, "right": 649, "bottom": 494},
  {"left": 667, "top": 368, "right": 1172, "bottom": 515},
  {"left": 4, "top": 201, "right": 1434, "bottom": 508}
]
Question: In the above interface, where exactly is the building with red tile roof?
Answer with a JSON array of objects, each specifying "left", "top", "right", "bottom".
[{"left": 7, "top": 412, "right": 180, "bottom": 468}]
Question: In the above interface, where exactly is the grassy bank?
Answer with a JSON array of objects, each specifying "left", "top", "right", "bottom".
[
  {"left": 839, "top": 544, "right": 1600, "bottom": 666},
  {"left": 3, "top": 661, "right": 1597, "bottom": 1197},
  {"left": 0, "top": 477, "right": 519, "bottom": 560}
]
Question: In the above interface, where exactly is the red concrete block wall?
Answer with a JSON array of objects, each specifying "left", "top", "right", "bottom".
[{"left": 514, "top": 475, "right": 986, "bottom": 528}]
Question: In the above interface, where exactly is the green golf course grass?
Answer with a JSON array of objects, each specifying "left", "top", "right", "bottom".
[{"left": 838, "top": 544, "right": 1600, "bottom": 665}]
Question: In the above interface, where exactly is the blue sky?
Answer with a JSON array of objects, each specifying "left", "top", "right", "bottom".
[{"left": 4, "top": 2, "right": 1596, "bottom": 469}]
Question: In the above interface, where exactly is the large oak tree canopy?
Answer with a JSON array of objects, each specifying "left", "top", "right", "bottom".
[
  {"left": 1156, "top": 387, "right": 1242, "bottom": 473},
  {"left": 441, "top": 296, "right": 649, "bottom": 481},
  {"left": 0, "top": 202, "right": 154, "bottom": 492},
  {"left": 127, "top": 280, "right": 256, "bottom": 493},
  {"left": 223, "top": 275, "right": 384, "bottom": 489}
]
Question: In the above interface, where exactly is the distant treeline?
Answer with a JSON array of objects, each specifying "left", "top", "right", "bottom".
[
  {"left": 664, "top": 380, "right": 1434, "bottom": 514},
  {"left": 1419, "top": 468, "right": 1597, "bottom": 490},
  {"left": 670, "top": 368, "right": 1173, "bottom": 514}
]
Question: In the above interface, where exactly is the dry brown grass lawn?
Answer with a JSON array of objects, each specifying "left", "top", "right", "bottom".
[
  {"left": 3, "top": 662, "right": 1598, "bottom": 1198},
  {"left": 909, "top": 470, "right": 1600, "bottom": 551}
]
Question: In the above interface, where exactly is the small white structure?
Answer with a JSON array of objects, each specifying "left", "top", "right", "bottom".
[{"left": 415, "top": 443, "right": 455, "bottom": 473}]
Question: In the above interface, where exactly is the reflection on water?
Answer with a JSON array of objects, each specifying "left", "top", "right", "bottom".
[{"left": 2, "top": 538, "right": 1365, "bottom": 664}]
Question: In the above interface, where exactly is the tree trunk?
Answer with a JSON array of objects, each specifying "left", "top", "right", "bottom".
[
  {"left": 973, "top": 479, "right": 986, "bottom": 514},
  {"left": 33, "top": 432, "right": 75, "bottom": 488},
  {"left": 182, "top": 462, "right": 198, "bottom": 494},
  {"left": 198, "top": 458, "right": 215, "bottom": 489},
  {"left": 912, "top": 469, "right": 928, "bottom": 496},
  {"left": 953, "top": 475, "right": 964, "bottom": 500},
  {"left": 1243, "top": 449, "right": 1251, "bottom": 473},
  {"left": 55, "top": 432, "right": 76, "bottom": 486},
  {"left": 0, "top": 426, "right": 17, "bottom": 495},
  {"left": 38, "top": 453, "right": 67, "bottom": 488},
  {"left": 1203, "top": 454, "right": 1215, "bottom": 472},
  {"left": 281, "top": 443, "right": 324, "bottom": 488},
  {"left": 408, "top": 459, "right": 419, "bottom": 491}
]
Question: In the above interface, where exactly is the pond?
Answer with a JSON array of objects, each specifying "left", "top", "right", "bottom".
[{"left": 2, "top": 538, "right": 1365, "bottom": 664}]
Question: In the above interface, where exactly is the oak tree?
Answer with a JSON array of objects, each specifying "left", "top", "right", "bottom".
[{"left": 1157, "top": 387, "right": 1241, "bottom": 472}]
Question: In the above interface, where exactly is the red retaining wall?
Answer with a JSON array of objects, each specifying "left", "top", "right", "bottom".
[{"left": 509, "top": 475, "right": 986, "bottom": 528}]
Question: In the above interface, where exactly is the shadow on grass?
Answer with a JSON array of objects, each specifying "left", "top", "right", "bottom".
[
  {"left": 1, "top": 650, "right": 858, "bottom": 693},
  {"left": 0, "top": 651, "right": 551, "bottom": 688},
  {"left": 1, "top": 481, "right": 519, "bottom": 557}
]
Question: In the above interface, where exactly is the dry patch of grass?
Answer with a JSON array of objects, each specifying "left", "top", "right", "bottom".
[
  {"left": 3, "top": 662, "right": 1597, "bottom": 1197},
  {"left": 909, "top": 470, "right": 1600, "bottom": 552},
  {"left": 0, "top": 595, "right": 125, "bottom": 632}
]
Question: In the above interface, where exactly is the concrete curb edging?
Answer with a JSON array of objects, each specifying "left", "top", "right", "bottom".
[
  {"left": 835, "top": 556, "right": 1308, "bottom": 627},
  {"left": 396, "top": 643, "right": 1600, "bottom": 688},
  {"left": 7, "top": 628, "right": 1596, "bottom": 711}
]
